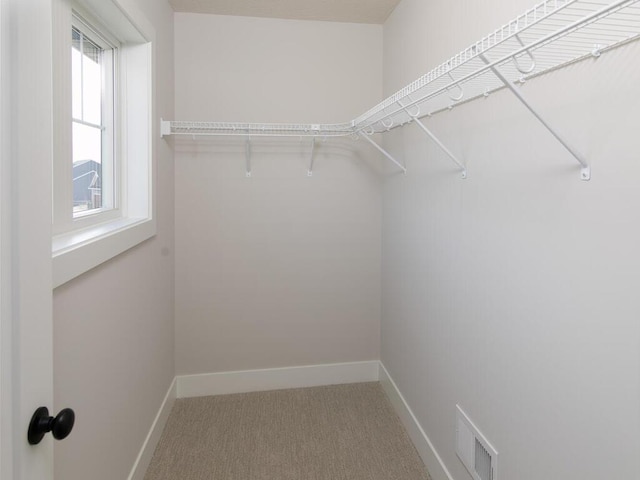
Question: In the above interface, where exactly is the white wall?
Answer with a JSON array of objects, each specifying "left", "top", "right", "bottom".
[
  {"left": 382, "top": 1, "right": 640, "bottom": 479},
  {"left": 174, "top": 13, "right": 383, "bottom": 375},
  {"left": 53, "top": 1, "right": 175, "bottom": 479}
]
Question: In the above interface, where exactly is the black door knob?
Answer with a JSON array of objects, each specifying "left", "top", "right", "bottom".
[{"left": 28, "top": 407, "right": 75, "bottom": 445}]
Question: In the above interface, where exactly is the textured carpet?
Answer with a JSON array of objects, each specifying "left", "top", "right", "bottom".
[{"left": 144, "top": 382, "right": 432, "bottom": 480}]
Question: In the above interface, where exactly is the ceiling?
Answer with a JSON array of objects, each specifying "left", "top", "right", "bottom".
[{"left": 168, "top": 0, "right": 402, "bottom": 24}]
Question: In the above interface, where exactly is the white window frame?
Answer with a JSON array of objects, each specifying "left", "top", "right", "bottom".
[
  {"left": 52, "top": 0, "right": 156, "bottom": 288},
  {"left": 70, "top": 15, "right": 119, "bottom": 224}
]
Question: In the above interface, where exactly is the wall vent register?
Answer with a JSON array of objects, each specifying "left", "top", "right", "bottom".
[
  {"left": 161, "top": 0, "right": 640, "bottom": 180},
  {"left": 456, "top": 405, "right": 499, "bottom": 480}
]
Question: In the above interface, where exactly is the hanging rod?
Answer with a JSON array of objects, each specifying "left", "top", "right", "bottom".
[{"left": 161, "top": 0, "right": 640, "bottom": 179}]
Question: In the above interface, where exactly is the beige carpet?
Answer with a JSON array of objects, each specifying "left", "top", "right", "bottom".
[{"left": 144, "top": 382, "right": 432, "bottom": 480}]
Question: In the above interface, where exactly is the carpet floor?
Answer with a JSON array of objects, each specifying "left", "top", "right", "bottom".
[{"left": 144, "top": 382, "right": 432, "bottom": 480}]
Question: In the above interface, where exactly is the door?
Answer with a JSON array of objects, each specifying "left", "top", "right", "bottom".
[{"left": 1, "top": 0, "right": 55, "bottom": 478}]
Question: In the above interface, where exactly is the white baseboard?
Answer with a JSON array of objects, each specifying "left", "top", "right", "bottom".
[
  {"left": 128, "top": 377, "right": 177, "bottom": 480},
  {"left": 177, "top": 361, "right": 380, "bottom": 398},
  {"left": 379, "top": 362, "right": 455, "bottom": 480}
]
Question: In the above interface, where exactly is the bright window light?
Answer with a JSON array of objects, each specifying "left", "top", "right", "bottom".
[{"left": 71, "top": 25, "right": 115, "bottom": 217}]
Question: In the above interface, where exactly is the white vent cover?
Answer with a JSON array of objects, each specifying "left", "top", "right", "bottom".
[{"left": 456, "top": 405, "right": 498, "bottom": 480}]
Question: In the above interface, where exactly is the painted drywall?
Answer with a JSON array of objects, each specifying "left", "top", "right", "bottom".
[
  {"left": 381, "top": 1, "right": 640, "bottom": 479},
  {"left": 174, "top": 13, "right": 382, "bottom": 374},
  {"left": 52, "top": 0, "right": 175, "bottom": 479}
]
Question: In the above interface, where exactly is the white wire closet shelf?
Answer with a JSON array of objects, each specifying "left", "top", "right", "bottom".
[
  {"left": 163, "top": 122, "right": 355, "bottom": 138},
  {"left": 162, "top": 0, "right": 640, "bottom": 179}
]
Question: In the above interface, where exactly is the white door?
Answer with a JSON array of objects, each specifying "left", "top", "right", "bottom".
[{"left": 1, "top": 0, "right": 56, "bottom": 478}]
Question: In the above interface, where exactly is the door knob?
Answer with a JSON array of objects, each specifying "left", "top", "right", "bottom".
[{"left": 28, "top": 407, "right": 75, "bottom": 445}]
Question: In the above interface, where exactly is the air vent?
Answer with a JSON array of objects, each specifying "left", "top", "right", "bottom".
[{"left": 456, "top": 405, "right": 498, "bottom": 480}]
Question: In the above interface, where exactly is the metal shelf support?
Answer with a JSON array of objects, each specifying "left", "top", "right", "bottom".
[
  {"left": 398, "top": 101, "right": 467, "bottom": 178},
  {"left": 160, "top": 118, "right": 171, "bottom": 138},
  {"left": 245, "top": 137, "right": 252, "bottom": 178},
  {"left": 479, "top": 53, "right": 591, "bottom": 181},
  {"left": 307, "top": 138, "right": 316, "bottom": 177},
  {"left": 359, "top": 132, "right": 406, "bottom": 174}
]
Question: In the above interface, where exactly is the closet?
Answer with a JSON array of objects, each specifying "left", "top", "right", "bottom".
[{"left": 49, "top": 0, "right": 640, "bottom": 478}]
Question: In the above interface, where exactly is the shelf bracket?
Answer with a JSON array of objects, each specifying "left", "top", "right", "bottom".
[
  {"left": 359, "top": 132, "right": 406, "bottom": 174},
  {"left": 479, "top": 53, "right": 590, "bottom": 181},
  {"left": 307, "top": 138, "right": 316, "bottom": 177},
  {"left": 398, "top": 101, "right": 467, "bottom": 179},
  {"left": 160, "top": 118, "right": 171, "bottom": 138},
  {"left": 245, "top": 137, "right": 252, "bottom": 178}
]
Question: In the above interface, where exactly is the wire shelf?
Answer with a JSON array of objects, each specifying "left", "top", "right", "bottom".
[
  {"left": 163, "top": 0, "right": 640, "bottom": 154},
  {"left": 354, "top": 0, "right": 640, "bottom": 133},
  {"left": 166, "top": 121, "right": 355, "bottom": 138}
]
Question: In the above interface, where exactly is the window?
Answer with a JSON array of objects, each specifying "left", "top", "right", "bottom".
[
  {"left": 52, "top": 0, "right": 156, "bottom": 288},
  {"left": 71, "top": 22, "right": 116, "bottom": 217}
]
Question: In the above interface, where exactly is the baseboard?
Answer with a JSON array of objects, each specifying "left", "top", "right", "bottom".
[
  {"left": 177, "top": 360, "right": 380, "bottom": 398},
  {"left": 378, "top": 362, "right": 455, "bottom": 480},
  {"left": 127, "top": 377, "right": 177, "bottom": 480}
]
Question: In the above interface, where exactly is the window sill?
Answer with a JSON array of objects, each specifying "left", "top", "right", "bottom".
[{"left": 52, "top": 216, "right": 156, "bottom": 288}]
